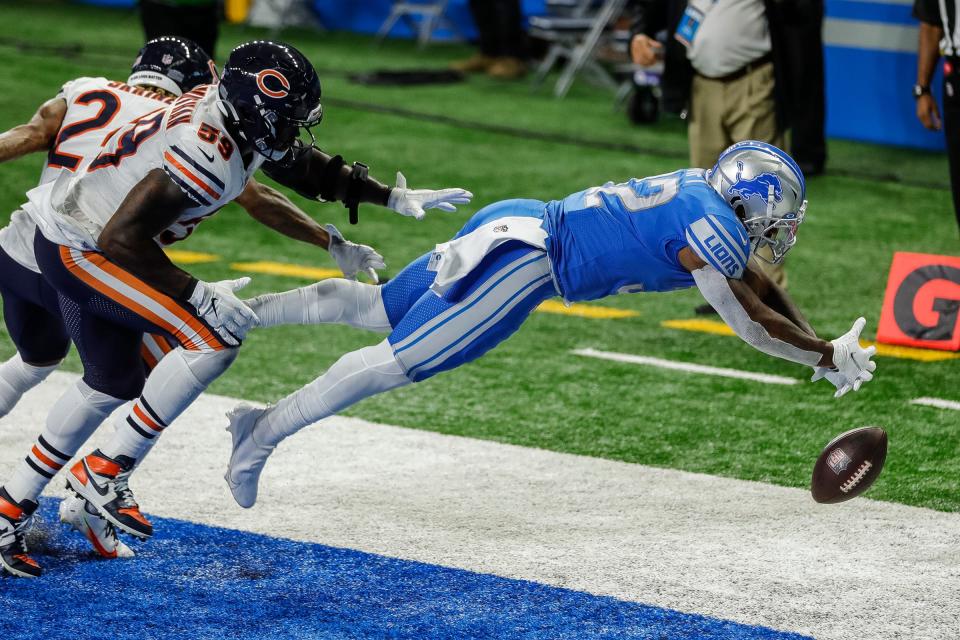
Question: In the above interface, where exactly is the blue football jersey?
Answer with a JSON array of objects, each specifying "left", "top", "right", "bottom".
[{"left": 542, "top": 169, "right": 751, "bottom": 302}]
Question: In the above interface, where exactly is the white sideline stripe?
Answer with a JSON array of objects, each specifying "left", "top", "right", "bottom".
[
  {"left": 572, "top": 348, "right": 800, "bottom": 385},
  {"left": 823, "top": 19, "right": 918, "bottom": 54},
  {"left": 1, "top": 372, "right": 958, "bottom": 640},
  {"left": 911, "top": 396, "right": 960, "bottom": 411}
]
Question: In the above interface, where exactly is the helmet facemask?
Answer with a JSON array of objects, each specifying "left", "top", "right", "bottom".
[
  {"left": 741, "top": 198, "right": 806, "bottom": 264},
  {"left": 221, "top": 91, "right": 323, "bottom": 163}
]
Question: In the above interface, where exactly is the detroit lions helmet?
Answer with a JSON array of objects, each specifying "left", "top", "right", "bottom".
[
  {"left": 706, "top": 140, "right": 807, "bottom": 264},
  {"left": 217, "top": 40, "right": 323, "bottom": 163},
  {"left": 128, "top": 36, "right": 214, "bottom": 97}
]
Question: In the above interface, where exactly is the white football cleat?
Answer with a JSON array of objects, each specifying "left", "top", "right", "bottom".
[
  {"left": 59, "top": 495, "right": 134, "bottom": 559},
  {"left": 225, "top": 404, "right": 273, "bottom": 509}
]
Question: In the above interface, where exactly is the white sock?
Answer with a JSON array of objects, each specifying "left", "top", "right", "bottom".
[
  {"left": 4, "top": 380, "right": 123, "bottom": 503},
  {"left": 257, "top": 339, "right": 409, "bottom": 447},
  {"left": 247, "top": 279, "right": 391, "bottom": 332},
  {"left": 101, "top": 347, "right": 238, "bottom": 462},
  {"left": 0, "top": 353, "right": 60, "bottom": 419}
]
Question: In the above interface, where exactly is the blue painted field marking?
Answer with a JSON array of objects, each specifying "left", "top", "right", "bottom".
[{"left": 1, "top": 500, "right": 813, "bottom": 640}]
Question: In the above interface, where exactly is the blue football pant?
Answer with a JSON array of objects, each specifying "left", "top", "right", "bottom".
[{"left": 381, "top": 198, "right": 555, "bottom": 382}]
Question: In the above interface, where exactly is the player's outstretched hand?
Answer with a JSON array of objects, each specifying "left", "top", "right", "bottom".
[
  {"left": 825, "top": 317, "right": 877, "bottom": 398},
  {"left": 188, "top": 277, "right": 260, "bottom": 347},
  {"left": 324, "top": 223, "right": 385, "bottom": 283},
  {"left": 387, "top": 171, "right": 472, "bottom": 220},
  {"left": 810, "top": 366, "right": 849, "bottom": 395}
]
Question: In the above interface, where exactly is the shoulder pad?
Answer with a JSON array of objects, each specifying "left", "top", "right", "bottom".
[
  {"left": 684, "top": 213, "right": 750, "bottom": 279},
  {"left": 161, "top": 124, "right": 231, "bottom": 207}
]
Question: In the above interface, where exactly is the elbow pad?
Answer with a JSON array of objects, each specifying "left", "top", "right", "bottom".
[{"left": 692, "top": 266, "right": 822, "bottom": 367}]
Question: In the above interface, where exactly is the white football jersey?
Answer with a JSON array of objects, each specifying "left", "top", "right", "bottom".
[
  {"left": 28, "top": 84, "right": 264, "bottom": 252},
  {"left": 1, "top": 77, "right": 173, "bottom": 272}
]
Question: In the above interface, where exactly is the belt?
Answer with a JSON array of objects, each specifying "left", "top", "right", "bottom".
[{"left": 696, "top": 53, "right": 773, "bottom": 83}]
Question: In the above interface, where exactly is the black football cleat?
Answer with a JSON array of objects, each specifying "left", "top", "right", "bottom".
[
  {"left": 67, "top": 450, "right": 153, "bottom": 540},
  {"left": 0, "top": 487, "right": 42, "bottom": 578}
]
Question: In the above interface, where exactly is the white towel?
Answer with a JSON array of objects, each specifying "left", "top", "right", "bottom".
[{"left": 427, "top": 217, "right": 549, "bottom": 295}]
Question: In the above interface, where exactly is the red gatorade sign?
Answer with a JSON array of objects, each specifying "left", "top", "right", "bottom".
[{"left": 877, "top": 252, "right": 960, "bottom": 351}]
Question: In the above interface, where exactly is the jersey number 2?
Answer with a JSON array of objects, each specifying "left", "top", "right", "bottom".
[
  {"left": 584, "top": 172, "right": 681, "bottom": 212},
  {"left": 47, "top": 90, "right": 121, "bottom": 171}
]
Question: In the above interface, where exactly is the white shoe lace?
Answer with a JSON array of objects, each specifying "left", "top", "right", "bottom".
[{"left": 113, "top": 472, "right": 139, "bottom": 510}]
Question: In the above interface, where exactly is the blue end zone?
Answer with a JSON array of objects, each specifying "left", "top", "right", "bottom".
[{"left": 1, "top": 499, "right": 811, "bottom": 640}]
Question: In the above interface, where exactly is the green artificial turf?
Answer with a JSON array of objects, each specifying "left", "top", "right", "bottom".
[{"left": 0, "top": 1, "right": 957, "bottom": 511}]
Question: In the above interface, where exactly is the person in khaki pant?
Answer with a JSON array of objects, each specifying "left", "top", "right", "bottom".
[
  {"left": 629, "top": 0, "right": 820, "bottom": 301},
  {"left": 688, "top": 59, "right": 787, "bottom": 289}
]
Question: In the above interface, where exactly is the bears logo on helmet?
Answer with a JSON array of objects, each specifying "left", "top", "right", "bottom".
[{"left": 256, "top": 69, "right": 291, "bottom": 99}]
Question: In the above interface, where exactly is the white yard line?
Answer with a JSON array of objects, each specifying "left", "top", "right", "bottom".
[
  {"left": 911, "top": 397, "right": 960, "bottom": 411},
  {"left": 572, "top": 347, "right": 800, "bottom": 385},
  {"left": 1, "top": 372, "right": 958, "bottom": 640}
]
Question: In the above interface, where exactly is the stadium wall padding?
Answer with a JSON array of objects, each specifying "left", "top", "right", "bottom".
[{"left": 74, "top": 0, "right": 946, "bottom": 150}]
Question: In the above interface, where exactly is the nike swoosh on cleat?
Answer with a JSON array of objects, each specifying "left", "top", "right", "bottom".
[{"left": 83, "top": 462, "right": 111, "bottom": 497}]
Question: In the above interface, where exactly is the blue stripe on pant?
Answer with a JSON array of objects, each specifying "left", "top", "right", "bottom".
[{"left": 388, "top": 242, "right": 556, "bottom": 382}]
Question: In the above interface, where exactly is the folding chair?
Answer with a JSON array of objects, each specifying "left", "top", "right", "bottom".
[
  {"left": 375, "top": 0, "right": 464, "bottom": 49},
  {"left": 249, "top": 0, "right": 324, "bottom": 35},
  {"left": 528, "top": 0, "right": 627, "bottom": 98}
]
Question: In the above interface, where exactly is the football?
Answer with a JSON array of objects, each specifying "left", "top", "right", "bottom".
[{"left": 811, "top": 426, "right": 888, "bottom": 504}]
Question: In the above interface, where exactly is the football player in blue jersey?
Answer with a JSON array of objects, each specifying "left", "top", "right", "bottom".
[{"left": 224, "top": 140, "right": 878, "bottom": 508}]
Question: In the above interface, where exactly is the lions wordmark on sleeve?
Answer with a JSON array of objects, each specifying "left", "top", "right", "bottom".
[{"left": 685, "top": 215, "right": 749, "bottom": 279}]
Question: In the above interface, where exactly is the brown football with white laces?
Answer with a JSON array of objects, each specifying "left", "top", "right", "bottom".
[{"left": 811, "top": 426, "right": 888, "bottom": 504}]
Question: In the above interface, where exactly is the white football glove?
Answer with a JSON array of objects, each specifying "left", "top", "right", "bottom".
[
  {"left": 187, "top": 277, "right": 259, "bottom": 347},
  {"left": 810, "top": 366, "right": 849, "bottom": 395},
  {"left": 324, "top": 223, "right": 385, "bottom": 283},
  {"left": 386, "top": 171, "right": 473, "bottom": 220},
  {"left": 823, "top": 317, "right": 877, "bottom": 398}
]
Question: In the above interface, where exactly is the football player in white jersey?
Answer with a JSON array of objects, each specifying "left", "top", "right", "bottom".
[
  {"left": 0, "top": 37, "right": 213, "bottom": 571},
  {"left": 0, "top": 40, "right": 470, "bottom": 577},
  {"left": 0, "top": 39, "right": 397, "bottom": 577}
]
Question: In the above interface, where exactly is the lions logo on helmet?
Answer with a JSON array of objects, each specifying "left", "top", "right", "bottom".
[
  {"left": 707, "top": 141, "right": 807, "bottom": 264},
  {"left": 727, "top": 162, "right": 783, "bottom": 205}
]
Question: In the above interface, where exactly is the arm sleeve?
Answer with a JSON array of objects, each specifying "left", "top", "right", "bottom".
[
  {"left": 914, "top": 0, "right": 942, "bottom": 25},
  {"left": 684, "top": 214, "right": 751, "bottom": 280},
  {"left": 262, "top": 146, "right": 391, "bottom": 207},
  {"left": 161, "top": 125, "right": 231, "bottom": 208},
  {"left": 692, "top": 265, "right": 822, "bottom": 367},
  {"left": 629, "top": 0, "right": 668, "bottom": 38}
]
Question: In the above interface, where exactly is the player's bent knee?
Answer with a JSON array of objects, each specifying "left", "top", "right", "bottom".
[{"left": 179, "top": 347, "right": 240, "bottom": 385}]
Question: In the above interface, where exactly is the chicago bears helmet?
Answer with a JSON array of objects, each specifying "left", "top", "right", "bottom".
[
  {"left": 128, "top": 36, "right": 214, "bottom": 97},
  {"left": 706, "top": 140, "right": 807, "bottom": 263},
  {"left": 217, "top": 40, "right": 323, "bottom": 162}
]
